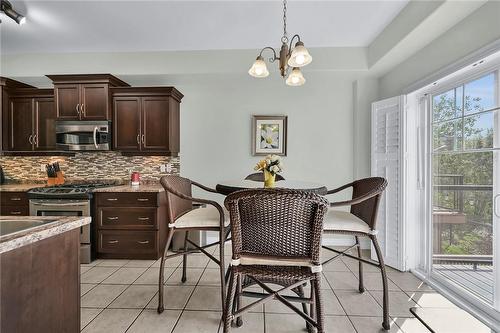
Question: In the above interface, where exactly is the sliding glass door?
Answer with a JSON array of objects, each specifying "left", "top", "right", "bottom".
[{"left": 430, "top": 70, "right": 499, "bottom": 308}]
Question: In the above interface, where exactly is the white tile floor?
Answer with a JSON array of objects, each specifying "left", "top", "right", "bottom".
[{"left": 80, "top": 247, "right": 454, "bottom": 333}]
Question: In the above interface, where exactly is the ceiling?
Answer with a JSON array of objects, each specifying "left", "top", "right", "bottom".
[{"left": 1, "top": 0, "right": 409, "bottom": 54}]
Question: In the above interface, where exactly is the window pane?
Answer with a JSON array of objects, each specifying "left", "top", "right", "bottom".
[
  {"left": 433, "top": 119, "right": 462, "bottom": 152},
  {"left": 433, "top": 89, "right": 459, "bottom": 122},
  {"left": 463, "top": 112, "right": 493, "bottom": 149},
  {"left": 464, "top": 73, "right": 496, "bottom": 115}
]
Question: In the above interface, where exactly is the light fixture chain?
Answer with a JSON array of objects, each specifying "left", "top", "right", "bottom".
[{"left": 282, "top": 0, "right": 288, "bottom": 43}]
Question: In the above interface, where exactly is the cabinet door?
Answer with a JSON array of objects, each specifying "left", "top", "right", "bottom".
[
  {"left": 113, "top": 97, "right": 141, "bottom": 151},
  {"left": 9, "top": 98, "right": 33, "bottom": 151},
  {"left": 55, "top": 84, "right": 80, "bottom": 120},
  {"left": 34, "top": 98, "right": 56, "bottom": 150},
  {"left": 141, "top": 97, "right": 170, "bottom": 151},
  {"left": 81, "top": 84, "right": 109, "bottom": 120}
]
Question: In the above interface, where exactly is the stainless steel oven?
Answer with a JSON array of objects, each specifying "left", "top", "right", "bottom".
[
  {"left": 29, "top": 199, "right": 92, "bottom": 262},
  {"left": 56, "top": 120, "right": 111, "bottom": 151}
]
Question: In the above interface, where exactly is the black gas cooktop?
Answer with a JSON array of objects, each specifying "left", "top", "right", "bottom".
[{"left": 27, "top": 183, "right": 115, "bottom": 199}]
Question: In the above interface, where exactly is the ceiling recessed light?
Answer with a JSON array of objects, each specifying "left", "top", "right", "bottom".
[{"left": 1, "top": 0, "right": 26, "bottom": 25}]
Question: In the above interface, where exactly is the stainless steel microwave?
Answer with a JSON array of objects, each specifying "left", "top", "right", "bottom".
[{"left": 56, "top": 121, "right": 111, "bottom": 151}]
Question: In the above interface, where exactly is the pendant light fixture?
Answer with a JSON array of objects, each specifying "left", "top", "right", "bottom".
[
  {"left": 0, "top": 0, "right": 26, "bottom": 25},
  {"left": 248, "top": 0, "right": 312, "bottom": 86}
]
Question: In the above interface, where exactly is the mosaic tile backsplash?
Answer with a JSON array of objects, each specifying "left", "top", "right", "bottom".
[{"left": 0, "top": 152, "right": 179, "bottom": 183}]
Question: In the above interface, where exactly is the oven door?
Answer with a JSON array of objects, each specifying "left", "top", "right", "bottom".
[{"left": 29, "top": 199, "right": 91, "bottom": 243}]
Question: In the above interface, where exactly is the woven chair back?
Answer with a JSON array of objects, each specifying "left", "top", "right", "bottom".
[
  {"left": 160, "top": 175, "right": 193, "bottom": 224},
  {"left": 350, "top": 177, "right": 387, "bottom": 230},
  {"left": 225, "top": 189, "right": 329, "bottom": 265}
]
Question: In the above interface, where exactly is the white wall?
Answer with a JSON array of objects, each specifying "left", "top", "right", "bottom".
[{"left": 378, "top": 1, "right": 500, "bottom": 98}]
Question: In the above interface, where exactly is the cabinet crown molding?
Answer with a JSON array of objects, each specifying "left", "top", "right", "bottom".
[
  {"left": 111, "top": 87, "right": 184, "bottom": 102},
  {"left": 46, "top": 74, "right": 130, "bottom": 87}
]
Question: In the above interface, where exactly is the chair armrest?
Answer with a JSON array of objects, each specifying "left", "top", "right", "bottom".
[
  {"left": 326, "top": 182, "right": 354, "bottom": 195},
  {"left": 192, "top": 181, "right": 219, "bottom": 194},
  {"left": 329, "top": 188, "right": 381, "bottom": 207}
]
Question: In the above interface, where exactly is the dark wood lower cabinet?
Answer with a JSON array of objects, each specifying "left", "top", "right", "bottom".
[
  {"left": 0, "top": 229, "right": 80, "bottom": 333},
  {"left": 94, "top": 191, "right": 167, "bottom": 259},
  {"left": 0, "top": 191, "right": 29, "bottom": 216}
]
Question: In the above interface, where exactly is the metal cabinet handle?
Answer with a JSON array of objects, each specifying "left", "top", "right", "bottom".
[
  {"left": 137, "top": 240, "right": 149, "bottom": 244},
  {"left": 137, "top": 217, "right": 150, "bottom": 221},
  {"left": 107, "top": 216, "right": 119, "bottom": 220},
  {"left": 136, "top": 134, "right": 140, "bottom": 145},
  {"left": 76, "top": 104, "right": 80, "bottom": 115},
  {"left": 107, "top": 198, "right": 118, "bottom": 201},
  {"left": 28, "top": 134, "right": 33, "bottom": 144},
  {"left": 108, "top": 240, "right": 119, "bottom": 244},
  {"left": 141, "top": 134, "right": 145, "bottom": 144},
  {"left": 10, "top": 197, "right": 21, "bottom": 201},
  {"left": 33, "top": 134, "right": 38, "bottom": 145},
  {"left": 137, "top": 198, "right": 149, "bottom": 202},
  {"left": 10, "top": 211, "right": 22, "bottom": 215}
]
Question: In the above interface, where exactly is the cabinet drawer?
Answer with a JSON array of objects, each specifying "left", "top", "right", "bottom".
[
  {"left": 98, "top": 231, "right": 157, "bottom": 255},
  {"left": 96, "top": 192, "right": 158, "bottom": 207},
  {"left": 98, "top": 207, "right": 157, "bottom": 229},
  {"left": 0, "top": 205, "right": 29, "bottom": 216},
  {"left": 1, "top": 192, "right": 29, "bottom": 206}
]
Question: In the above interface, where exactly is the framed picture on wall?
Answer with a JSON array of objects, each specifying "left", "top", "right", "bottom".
[{"left": 252, "top": 115, "right": 288, "bottom": 156}]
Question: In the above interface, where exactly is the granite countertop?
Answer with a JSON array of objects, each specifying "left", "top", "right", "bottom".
[
  {"left": 93, "top": 183, "right": 165, "bottom": 193},
  {"left": 0, "top": 183, "right": 46, "bottom": 192},
  {"left": 0, "top": 216, "right": 91, "bottom": 254}
]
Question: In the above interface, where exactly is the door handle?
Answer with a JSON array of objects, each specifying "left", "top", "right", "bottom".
[
  {"left": 93, "top": 126, "right": 99, "bottom": 149},
  {"left": 81, "top": 104, "right": 85, "bottom": 117},
  {"left": 10, "top": 197, "right": 21, "bottom": 201},
  {"left": 137, "top": 240, "right": 149, "bottom": 244},
  {"left": 107, "top": 216, "right": 119, "bottom": 220},
  {"left": 76, "top": 104, "right": 80, "bottom": 116},
  {"left": 137, "top": 217, "right": 150, "bottom": 221},
  {"left": 494, "top": 194, "right": 500, "bottom": 218},
  {"left": 106, "top": 198, "right": 118, "bottom": 201},
  {"left": 28, "top": 134, "right": 33, "bottom": 144},
  {"left": 33, "top": 134, "right": 38, "bottom": 146},
  {"left": 136, "top": 134, "right": 140, "bottom": 145},
  {"left": 108, "top": 240, "right": 119, "bottom": 244},
  {"left": 10, "top": 211, "right": 22, "bottom": 215},
  {"left": 141, "top": 134, "right": 145, "bottom": 144},
  {"left": 137, "top": 198, "right": 149, "bottom": 202}
]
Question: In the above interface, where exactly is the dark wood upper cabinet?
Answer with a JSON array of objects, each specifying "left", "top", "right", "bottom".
[
  {"left": 112, "top": 87, "right": 183, "bottom": 156},
  {"left": 47, "top": 74, "right": 129, "bottom": 121},
  {"left": 113, "top": 97, "right": 141, "bottom": 151},
  {"left": 34, "top": 98, "right": 57, "bottom": 150},
  {"left": 54, "top": 84, "right": 79, "bottom": 120},
  {"left": 9, "top": 98, "right": 33, "bottom": 151},
  {"left": 6, "top": 89, "right": 55, "bottom": 152}
]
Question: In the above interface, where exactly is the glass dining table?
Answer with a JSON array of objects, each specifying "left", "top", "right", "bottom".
[{"left": 215, "top": 179, "right": 328, "bottom": 195}]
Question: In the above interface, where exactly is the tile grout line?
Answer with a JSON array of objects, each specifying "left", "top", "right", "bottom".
[{"left": 81, "top": 257, "right": 180, "bottom": 332}]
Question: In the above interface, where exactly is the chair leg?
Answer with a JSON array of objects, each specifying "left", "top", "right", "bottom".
[
  {"left": 181, "top": 231, "right": 189, "bottom": 283},
  {"left": 313, "top": 273, "right": 324, "bottom": 333},
  {"left": 371, "top": 235, "right": 390, "bottom": 330},
  {"left": 235, "top": 274, "right": 243, "bottom": 327},
  {"left": 309, "top": 280, "right": 316, "bottom": 333},
  {"left": 223, "top": 269, "right": 237, "bottom": 333},
  {"left": 219, "top": 228, "right": 227, "bottom": 317},
  {"left": 158, "top": 228, "right": 175, "bottom": 314},
  {"left": 296, "top": 284, "right": 310, "bottom": 331},
  {"left": 355, "top": 236, "right": 365, "bottom": 293}
]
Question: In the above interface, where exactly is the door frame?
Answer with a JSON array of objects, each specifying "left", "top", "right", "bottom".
[{"left": 414, "top": 62, "right": 500, "bottom": 328}]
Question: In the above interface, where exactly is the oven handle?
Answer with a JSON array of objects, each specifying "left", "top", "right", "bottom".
[
  {"left": 31, "top": 202, "right": 89, "bottom": 207},
  {"left": 93, "top": 127, "right": 99, "bottom": 149}
]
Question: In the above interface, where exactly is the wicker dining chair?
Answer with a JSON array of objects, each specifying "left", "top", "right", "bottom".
[
  {"left": 245, "top": 172, "right": 285, "bottom": 181},
  {"left": 223, "top": 189, "right": 329, "bottom": 333},
  {"left": 322, "top": 177, "right": 390, "bottom": 330},
  {"left": 157, "top": 175, "right": 231, "bottom": 315}
]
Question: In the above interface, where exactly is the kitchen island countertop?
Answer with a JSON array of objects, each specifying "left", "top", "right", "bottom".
[{"left": 0, "top": 216, "right": 91, "bottom": 254}]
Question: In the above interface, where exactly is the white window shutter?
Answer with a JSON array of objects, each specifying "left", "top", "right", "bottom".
[{"left": 371, "top": 96, "right": 406, "bottom": 271}]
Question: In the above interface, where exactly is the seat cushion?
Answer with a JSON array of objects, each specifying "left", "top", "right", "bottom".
[
  {"left": 237, "top": 255, "right": 314, "bottom": 267},
  {"left": 174, "top": 206, "right": 229, "bottom": 229},
  {"left": 323, "top": 210, "right": 371, "bottom": 234}
]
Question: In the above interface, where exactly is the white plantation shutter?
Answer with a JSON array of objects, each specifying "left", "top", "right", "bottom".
[{"left": 371, "top": 96, "right": 406, "bottom": 271}]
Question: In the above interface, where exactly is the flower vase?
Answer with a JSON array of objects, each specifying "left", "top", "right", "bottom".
[{"left": 264, "top": 169, "right": 276, "bottom": 188}]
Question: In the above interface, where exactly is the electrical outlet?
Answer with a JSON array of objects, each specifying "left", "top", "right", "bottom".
[
  {"left": 40, "top": 164, "right": 46, "bottom": 172},
  {"left": 160, "top": 164, "right": 166, "bottom": 173},
  {"left": 166, "top": 163, "right": 172, "bottom": 173}
]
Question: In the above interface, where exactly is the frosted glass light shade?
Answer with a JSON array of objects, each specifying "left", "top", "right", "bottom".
[
  {"left": 248, "top": 56, "right": 269, "bottom": 78},
  {"left": 286, "top": 67, "right": 305, "bottom": 86},
  {"left": 287, "top": 42, "right": 312, "bottom": 67}
]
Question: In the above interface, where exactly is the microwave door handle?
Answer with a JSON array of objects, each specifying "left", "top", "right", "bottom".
[{"left": 93, "top": 127, "right": 98, "bottom": 149}]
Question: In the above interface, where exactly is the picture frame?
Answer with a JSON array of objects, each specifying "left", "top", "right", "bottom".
[{"left": 252, "top": 115, "right": 288, "bottom": 156}]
